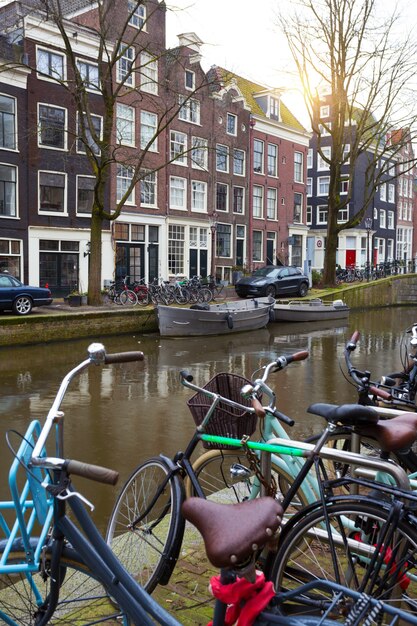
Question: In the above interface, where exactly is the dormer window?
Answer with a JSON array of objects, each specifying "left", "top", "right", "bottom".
[
  {"left": 270, "top": 97, "right": 279, "bottom": 121},
  {"left": 320, "top": 105, "right": 330, "bottom": 118}
]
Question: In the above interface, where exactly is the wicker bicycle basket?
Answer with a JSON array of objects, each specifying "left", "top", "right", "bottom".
[{"left": 187, "top": 372, "right": 259, "bottom": 449}]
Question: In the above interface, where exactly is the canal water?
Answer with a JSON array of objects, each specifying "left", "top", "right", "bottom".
[{"left": 1, "top": 306, "right": 416, "bottom": 531}]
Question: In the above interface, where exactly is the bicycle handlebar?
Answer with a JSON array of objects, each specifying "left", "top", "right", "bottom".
[
  {"left": 65, "top": 460, "right": 119, "bottom": 485},
  {"left": 104, "top": 351, "right": 144, "bottom": 364}
]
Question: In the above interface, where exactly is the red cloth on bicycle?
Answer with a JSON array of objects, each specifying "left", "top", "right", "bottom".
[{"left": 207, "top": 572, "right": 275, "bottom": 626}]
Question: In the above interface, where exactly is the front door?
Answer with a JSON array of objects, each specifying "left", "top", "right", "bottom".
[
  {"left": 266, "top": 239, "right": 274, "bottom": 265},
  {"left": 346, "top": 249, "right": 356, "bottom": 267}
]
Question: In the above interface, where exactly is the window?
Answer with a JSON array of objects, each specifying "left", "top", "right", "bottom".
[
  {"left": 307, "top": 148, "right": 313, "bottom": 169},
  {"left": 226, "top": 113, "right": 237, "bottom": 135},
  {"left": 0, "top": 164, "right": 17, "bottom": 217},
  {"left": 320, "top": 105, "right": 330, "bottom": 118},
  {"left": 216, "top": 182, "right": 228, "bottom": 212},
  {"left": 191, "top": 137, "right": 208, "bottom": 169},
  {"left": 307, "top": 177, "right": 312, "bottom": 197},
  {"left": 77, "top": 176, "right": 95, "bottom": 214},
  {"left": 178, "top": 96, "right": 200, "bottom": 124},
  {"left": 388, "top": 210, "right": 394, "bottom": 229},
  {"left": 294, "top": 192, "right": 302, "bottom": 223},
  {"left": 116, "top": 103, "right": 135, "bottom": 146},
  {"left": 343, "top": 144, "right": 350, "bottom": 164},
  {"left": 387, "top": 238, "right": 394, "bottom": 261},
  {"left": 39, "top": 171, "right": 66, "bottom": 213},
  {"left": 191, "top": 180, "right": 207, "bottom": 212},
  {"left": 337, "top": 206, "right": 348, "bottom": 223},
  {"left": 318, "top": 176, "right": 330, "bottom": 195},
  {"left": 318, "top": 123, "right": 331, "bottom": 136},
  {"left": 388, "top": 184, "right": 395, "bottom": 204},
  {"left": 0, "top": 95, "right": 16, "bottom": 150},
  {"left": 253, "top": 185, "right": 263, "bottom": 218},
  {"left": 140, "top": 170, "right": 157, "bottom": 206},
  {"left": 253, "top": 139, "right": 264, "bottom": 173},
  {"left": 185, "top": 70, "right": 195, "bottom": 90},
  {"left": 37, "top": 48, "right": 65, "bottom": 80},
  {"left": 233, "top": 149, "right": 245, "bottom": 175},
  {"left": 170, "top": 131, "right": 187, "bottom": 165},
  {"left": 0, "top": 238, "right": 21, "bottom": 275},
  {"left": 306, "top": 205, "right": 312, "bottom": 225},
  {"left": 77, "top": 114, "right": 102, "bottom": 155},
  {"left": 267, "top": 144, "right": 278, "bottom": 177},
  {"left": 117, "top": 165, "right": 134, "bottom": 204},
  {"left": 76, "top": 60, "right": 99, "bottom": 90},
  {"left": 216, "top": 144, "right": 229, "bottom": 172},
  {"left": 267, "top": 188, "right": 277, "bottom": 220},
  {"left": 270, "top": 97, "right": 279, "bottom": 120},
  {"left": 217, "top": 223, "right": 231, "bottom": 257},
  {"left": 379, "top": 183, "right": 387, "bottom": 202},
  {"left": 340, "top": 178, "right": 349, "bottom": 194},
  {"left": 140, "top": 51, "right": 158, "bottom": 94},
  {"left": 233, "top": 186, "right": 244, "bottom": 214},
  {"left": 140, "top": 111, "right": 157, "bottom": 151},
  {"left": 38, "top": 104, "right": 66, "bottom": 150},
  {"left": 317, "top": 205, "right": 328, "bottom": 224},
  {"left": 128, "top": 0, "right": 145, "bottom": 28},
  {"left": 168, "top": 225, "right": 185, "bottom": 274},
  {"left": 117, "top": 45, "right": 134, "bottom": 86},
  {"left": 380, "top": 209, "right": 386, "bottom": 228},
  {"left": 294, "top": 151, "right": 303, "bottom": 182},
  {"left": 169, "top": 176, "right": 186, "bottom": 209},
  {"left": 317, "top": 146, "right": 331, "bottom": 170},
  {"left": 252, "top": 231, "right": 262, "bottom": 261}
]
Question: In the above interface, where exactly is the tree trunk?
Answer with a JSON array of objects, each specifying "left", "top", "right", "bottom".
[
  {"left": 322, "top": 220, "right": 338, "bottom": 286},
  {"left": 88, "top": 210, "right": 104, "bottom": 306}
]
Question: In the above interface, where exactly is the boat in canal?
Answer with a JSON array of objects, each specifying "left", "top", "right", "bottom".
[
  {"left": 272, "top": 298, "right": 350, "bottom": 322},
  {"left": 157, "top": 297, "right": 275, "bottom": 337}
]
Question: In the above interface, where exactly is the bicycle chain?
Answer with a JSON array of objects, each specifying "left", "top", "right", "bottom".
[{"left": 240, "top": 435, "right": 278, "bottom": 499}]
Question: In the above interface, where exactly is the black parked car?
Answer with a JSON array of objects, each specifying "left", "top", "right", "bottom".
[
  {"left": 0, "top": 272, "right": 53, "bottom": 315},
  {"left": 235, "top": 266, "right": 309, "bottom": 298}
]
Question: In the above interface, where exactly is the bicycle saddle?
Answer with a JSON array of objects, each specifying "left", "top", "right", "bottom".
[
  {"left": 356, "top": 412, "right": 417, "bottom": 452},
  {"left": 307, "top": 403, "right": 379, "bottom": 426},
  {"left": 182, "top": 497, "right": 283, "bottom": 568}
]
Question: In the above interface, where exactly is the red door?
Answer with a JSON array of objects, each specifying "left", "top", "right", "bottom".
[{"left": 346, "top": 249, "right": 356, "bottom": 267}]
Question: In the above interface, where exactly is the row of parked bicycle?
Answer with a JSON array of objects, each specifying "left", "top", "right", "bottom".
[
  {"left": 2, "top": 322, "right": 417, "bottom": 624},
  {"left": 103, "top": 274, "right": 225, "bottom": 306},
  {"left": 336, "top": 260, "right": 410, "bottom": 283}
]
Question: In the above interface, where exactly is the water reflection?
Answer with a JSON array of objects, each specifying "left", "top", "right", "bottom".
[{"left": 1, "top": 306, "right": 416, "bottom": 530}]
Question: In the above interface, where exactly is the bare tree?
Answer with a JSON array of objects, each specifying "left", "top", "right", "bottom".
[
  {"left": 279, "top": 0, "right": 417, "bottom": 285},
  {"left": 1, "top": 0, "right": 215, "bottom": 304}
]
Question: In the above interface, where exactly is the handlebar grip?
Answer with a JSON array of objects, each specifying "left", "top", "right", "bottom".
[
  {"left": 65, "top": 460, "right": 119, "bottom": 485},
  {"left": 349, "top": 331, "right": 361, "bottom": 346},
  {"left": 104, "top": 351, "right": 144, "bottom": 364},
  {"left": 273, "top": 409, "right": 295, "bottom": 427},
  {"left": 180, "top": 370, "right": 194, "bottom": 382},
  {"left": 369, "top": 386, "right": 392, "bottom": 401},
  {"left": 287, "top": 351, "right": 309, "bottom": 364},
  {"left": 251, "top": 397, "right": 266, "bottom": 418}
]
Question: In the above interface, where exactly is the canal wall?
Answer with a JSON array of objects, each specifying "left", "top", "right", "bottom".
[{"left": 1, "top": 273, "right": 416, "bottom": 348}]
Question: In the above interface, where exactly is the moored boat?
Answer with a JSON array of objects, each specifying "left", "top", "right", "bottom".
[
  {"left": 157, "top": 297, "right": 275, "bottom": 337},
  {"left": 272, "top": 298, "right": 350, "bottom": 322}
]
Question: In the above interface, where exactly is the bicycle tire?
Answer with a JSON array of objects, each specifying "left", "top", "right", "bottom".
[
  {"left": 187, "top": 449, "right": 309, "bottom": 514},
  {"left": 270, "top": 497, "right": 417, "bottom": 619},
  {"left": 136, "top": 291, "right": 150, "bottom": 306},
  {"left": 174, "top": 288, "right": 190, "bottom": 305},
  {"left": 197, "top": 287, "right": 213, "bottom": 303},
  {"left": 106, "top": 456, "right": 185, "bottom": 593},
  {"left": 0, "top": 545, "right": 131, "bottom": 625},
  {"left": 119, "top": 289, "right": 138, "bottom": 305}
]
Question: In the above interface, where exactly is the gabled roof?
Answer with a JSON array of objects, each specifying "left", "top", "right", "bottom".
[{"left": 212, "top": 66, "right": 306, "bottom": 132}]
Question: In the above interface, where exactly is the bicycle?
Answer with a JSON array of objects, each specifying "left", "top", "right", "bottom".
[
  {"left": 2, "top": 345, "right": 405, "bottom": 626},
  {"left": 104, "top": 276, "right": 138, "bottom": 305},
  {"left": 106, "top": 349, "right": 415, "bottom": 611}
]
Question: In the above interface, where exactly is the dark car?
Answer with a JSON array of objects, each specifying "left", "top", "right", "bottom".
[
  {"left": 0, "top": 272, "right": 53, "bottom": 315},
  {"left": 235, "top": 266, "right": 309, "bottom": 298}
]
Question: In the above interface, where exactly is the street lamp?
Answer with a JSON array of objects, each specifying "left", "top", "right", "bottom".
[
  {"left": 364, "top": 217, "right": 372, "bottom": 281},
  {"left": 209, "top": 212, "right": 218, "bottom": 280}
]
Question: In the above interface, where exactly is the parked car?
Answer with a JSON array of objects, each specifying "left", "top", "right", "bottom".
[
  {"left": 0, "top": 272, "right": 53, "bottom": 315},
  {"left": 235, "top": 266, "right": 309, "bottom": 298}
]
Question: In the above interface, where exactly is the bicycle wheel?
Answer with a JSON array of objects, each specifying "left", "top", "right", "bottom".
[
  {"left": 136, "top": 290, "right": 150, "bottom": 306},
  {"left": 270, "top": 497, "right": 417, "bottom": 619},
  {"left": 106, "top": 457, "right": 184, "bottom": 593},
  {"left": 119, "top": 290, "right": 138, "bottom": 305},
  {"left": 187, "top": 449, "right": 309, "bottom": 514},
  {"left": 197, "top": 287, "right": 213, "bottom": 303},
  {"left": 0, "top": 546, "right": 131, "bottom": 625}
]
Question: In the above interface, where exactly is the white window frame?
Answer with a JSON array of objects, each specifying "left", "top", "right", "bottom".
[
  {"left": 380, "top": 209, "right": 386, "bottom": 228},
  {"left": 76, "top": 112, "right": 102, "bottom": 155},
  {"left": 36, "top": 47, "right": 65, "bottom": 82},
  {"left": 76, "top": 174, "right": 95, "bottom": 215},
  {"left": 340, "top": 178, "right": 349, "bottom": 195},
  {"left": 233, "top": 148, "right": 245, "bottom": 176},
  {"left": 306, "top": 177, "right": 312, "bottom": 197},
  {"left": 38, "top": 170, "right": 67, "bottom": 215},
  {"left": 233, "top": 186, "right": 245, "bottom": 214},
  {"left": 140, "top": 51, "right": 158, "bottom": 95},
  {"left": 343, "top": 144, "right": 350, "bottom": 164},
  {"left": 387, "top": 238, "right": 394, "bottom": 261},
  {"left": 170, "top": 130, "right": 187, "bottom": 165},
  {"left": 178, "top": 96, "right": 200, "bottom": 124},
  {"left": 226, "top": 113, "right": 237, "bottom": 136},
  {"left": 266, "top": 188, "right": 277, "bottom": 220},
  {"left": 76, "top": 59, "right": 99, "bottom": 91},
  {"left": 216, "top": 144, "right": 229, "bottom": 173},
  {"left": 216, "top": 182, "right": 229, "bottom": 212},
  {"left": 307, "top": 148, "right": 313, "bottom": 169},
  {"left": 267, "top": 143, "right": 278, "bottom": 177},
  {"left": 253, "top": 185, "right": 263, "bottom": 219},
  {"left": 140, "top": 170, "right": 157, "bottom": 207},
  {"left": 117, "top": 44, "right": 135, "bottom": 86},
  {"left": 191, "top": 180, "right": 207, "bottom": 213},
  {"left": 388, "top": 183, "right": 395, "bottom": 204},
  {"left": 169, "top": 176, "right": 187, "bottom": 210},
  {"left": 318, "top": 122, "right": 331, "bottom": 136},
  {"left": 320, "top": 105, "right": 330, "bottom": 118},
  {"left": 294, "top": 151, "right": 303, "bottom": 182},
  {"left": 380, "top": 183, "right": 387, "bottom": 202},
  {"left": 140, "top": 110, "right": 158, "bottom": 151},
  {"left": 318, "top": 176, "right": 330, "bottom": 195},
  {"left": 128, "top": 0, "right": 146, "bottom": 28},
  {"left": 337, "top": 205, "right": 348, "bottom": 223},
  {"left": 306, "top": 205, "right": 312, "bottom": 225},
  {"left": 387, "top": 210, "right": 394, "bottom": 229},
  {"left": 0, "top": 94, "right": 17, "bottom": 152},
  {"left": 252, "top": 230, "right": 263, "bottom": 262},
  {"left": 185, "top": 69, "right": 195, "bottom": 90},
  {"left": 253, "top": 139, "right": 264, "bottom": 174},
  {"left": 191, "top": 136, "right": 208, "bottom": 170},
  {"left": 116, "top": 103, "right": 135, "bottom": 146},
  {"left": 0, "top": 162, "right": 18, "bottom": 218},
  {"left": 116, "top": 164, "right": 135, "bottom": 205},
  {"left": 317, "top": 205, "right": 328, "bottom": 225},
  {"left": 37, "top": 102, "right": 67, "bottom": 151},
  {"left": 317, "top": 146, "right": 331, "bottom": 170}
]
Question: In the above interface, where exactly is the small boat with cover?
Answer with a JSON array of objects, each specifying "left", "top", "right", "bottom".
[{"left": 272, "top": 298, "right": 350, "bottom": 322}]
